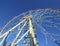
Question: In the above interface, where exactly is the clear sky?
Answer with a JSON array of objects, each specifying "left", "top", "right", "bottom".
[{"left": 0, "top": 0, "right": 60, "bottom": 46}]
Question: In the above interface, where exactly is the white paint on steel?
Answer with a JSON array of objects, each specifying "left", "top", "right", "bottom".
[
  {"left": 11, "top": 21, "right": 27, "bottom": 46},
  {"left": 0, "top": 19, "right": 26, "bottom": 39},
  {"left": 0, "top": 32, "right": 8, "bottom": 45},
  {"left": 14, "top": 30, "right": 29, "bottom": 45},
  {"left": 29, "top": 18, "right": 38, "bottom": 46}
]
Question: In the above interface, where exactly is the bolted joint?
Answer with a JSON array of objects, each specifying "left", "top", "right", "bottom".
[{"left": 23, "top": 16, "right": 32, "bottom": 20}]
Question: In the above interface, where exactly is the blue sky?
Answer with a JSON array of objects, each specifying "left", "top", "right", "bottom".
[
  {"left": 0, "top": 0, "right": 60, "bottom": 46},
  {"left": 0, "top": 0, "right": 60, "bottom": 28}
]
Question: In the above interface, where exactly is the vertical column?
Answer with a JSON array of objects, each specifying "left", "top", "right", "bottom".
[{"left": 29, "top": 18, "right": 38, "bottom": 46}]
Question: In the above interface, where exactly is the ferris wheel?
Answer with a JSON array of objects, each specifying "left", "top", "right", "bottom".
[{"left": 0, "top": 8, "right": 60, "bottom": 46}]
